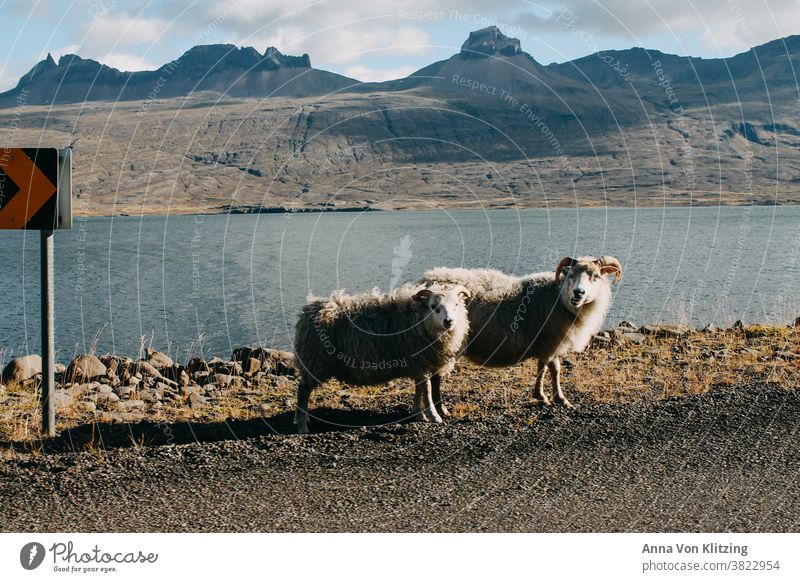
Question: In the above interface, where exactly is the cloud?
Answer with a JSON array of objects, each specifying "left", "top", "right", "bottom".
[
  {"left": 521, "top": 0, "right": 800, "bottom": 55},
  {"left": 84, "top": 16, "right": 169, "bottom": 48},
  {"left": 342, "top": 64, "right": 418, "bottom": 81},
  {"left": 99, "top": 52, "right": 160, "bottom": 72},
  {"left": 50, "top": 44, "right": 158, "bottom": 72}
]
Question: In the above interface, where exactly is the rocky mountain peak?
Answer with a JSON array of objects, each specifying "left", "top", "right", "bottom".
[{"left": 460, "top": 26, "right": 522, "bottom": 59}]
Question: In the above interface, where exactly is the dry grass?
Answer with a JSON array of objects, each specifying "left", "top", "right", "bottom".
[{"left": 1, "top": 325, "right": 798, "bottom": 444}]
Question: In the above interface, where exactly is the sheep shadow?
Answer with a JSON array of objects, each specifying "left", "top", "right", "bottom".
[{"left": 3, "top": 406, "right": 413, "bottom": 454}]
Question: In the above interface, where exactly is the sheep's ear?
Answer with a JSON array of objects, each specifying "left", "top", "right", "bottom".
[
  {"left": 597, "top": 256, "right": 622, "bottom": 284},
  {"left": 457, "top": 286, "right": 471, "bottom": 301},
  {"left": 555, "top": 257, "right": 576, "bottom": 282},
  {"left": 412, "top": 289, "right": 433, "bottom": 303}
]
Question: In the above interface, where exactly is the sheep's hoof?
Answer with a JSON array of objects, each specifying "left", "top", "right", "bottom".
[
  {"left": 436, "top": 405, "right": 451, "bottom": 418},
  {"left": 532, "top": 396, "right": 552, "bottom": 406},
  {"left": 415, "top": 409, "right": 443, "bottom": 423},
  {"left": 556, "top": 397, "right": 575, "bottom": 410}
]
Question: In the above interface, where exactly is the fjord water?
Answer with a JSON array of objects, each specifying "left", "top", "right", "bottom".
[{"left": 1, "top": 205, "right": 798, "bottom": 362}]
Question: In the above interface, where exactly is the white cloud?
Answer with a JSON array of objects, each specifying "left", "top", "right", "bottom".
[
  {"left": 50, "top": 44, "right": 157, "bottom": 72},
  {"left": 523, "top": 0, "right": 800, "bottom": 56},
  {"left": 343, "top": 64, "right": 417, "bottom": 81},
  {"left": 99, "top": 52, "right": 160, "bottom": 72},
  {"left": 246, "top": 25, "right": 432, "bottom": 68},
  {"left": 85, "top": 16, "right": 170, "bottom": 48}
]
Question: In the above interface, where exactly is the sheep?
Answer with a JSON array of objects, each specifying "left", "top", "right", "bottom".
[
  {"left": 293, "top": 283, "right": 471, "bottom": 433},
  {"left": 421, "top": 256, "right": 622, "bottom": 409}
]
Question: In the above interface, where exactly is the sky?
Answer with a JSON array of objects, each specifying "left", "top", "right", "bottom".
[{"left": 0, "top": 0, "right": 798, "bottom": 91}]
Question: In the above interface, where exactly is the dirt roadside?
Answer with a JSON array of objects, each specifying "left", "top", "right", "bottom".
[{"left": 1, "top": 383, "right": 797, "bottom": 532}]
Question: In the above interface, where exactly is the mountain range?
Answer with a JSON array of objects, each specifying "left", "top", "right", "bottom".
[
  {"left": 0, "top": 26, "right": 797, "bottom": 214},
  {"left": 2, "top": 25, "right": 798, "bottom": 109}
]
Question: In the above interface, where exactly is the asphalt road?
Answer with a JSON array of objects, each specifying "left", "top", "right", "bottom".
[{"left": 2, "top": 384, "right": 798, "bottom": 532}]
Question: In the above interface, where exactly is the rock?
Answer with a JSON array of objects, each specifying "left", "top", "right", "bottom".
[
  {"left": 114, "top": 399, "right": 146, "bottom": 412},
  {"left": 65, "top": 354, "right": 107, "bottom": 383},
  {"left": 54, "top": 390, "right": 74, "bottom": 409},
  {"left": 591, "top": 334, "right": 612, "bottom": 347},
  {"left": 794, "top": 316, "right": 800, "bottom": 327},
  {"left": 266, "top": 349, "right": 296, "bottom": 376},
  {"left": 65, "top": 383, "right": 95, "bottom": 398},
  {"left": 622, "top": 332, "right": 647, "bottom": 345},
  {"left": 233, "top": 347, "right": 296, "bottom": 377},
  {"left": 193, "top": 371, "right": 210, "bottom": 384},
  {"left": 186, "top": 357, "right": 210, "bottom": 374},
  {"left": 639, "top": 324, "right": 691, "bottom": 338},
  {"left": 212, "top": 361, "right": 242, "bottom": 375},
  {"left": 776, "top": 351, "right": 799, "bottom": 360},
  {"left": 146, "top": 348, "right": 174, "bottom": 370},
  {"left": 460, "top": 26, "right": 521, "bottom": 58},
  {"left": 244, "top": 357, "right": 261, "bottom": 375},
  {"left": 54, "top": 363, "right": 67, "bottom": 374},
  {"left": 115, "top": 385, "right": 137, "bottom": 399},
  {"left": 99, "top": 355, "right": 130, "bottom": 374},
  {"left": 161, "top": 364, "right": 186, "bottom": 384},
  {"left": 97, "top": 384, "right": 113, "bottom": 394},
  {"left": 78, "top": 401, "right": 96, "bottom": 414},
  {"left": 181, "top": 385, "right": 204, "bottom": 398},
  {"left": 178, "top": 370, "right": 190, "bottom": 387},
  {"left": 92, "top": 392, "right": 120, "bottom": 409},
  {"left": 2, "top": 355, "right": 42, "bottom": 383},
  {"left": 160, "top": 377, "right": 178, "bottom": 390},
  {"left": 744, "top": 325, "right": 785, "bottom": 338},
  {"left": 127, "top": 360, "right": 162, "bottom": 379},
  {"left": 213, "top": 373, "right": 242, "bottom": 389},
  {"left": 188, "top": 393, "right": 209, "bottom": 409},
  {"left": 98, "top": 411, "right": 144, "bottom": 424},
  {"left": 140, "top": 389, "right": 161, "bottom": 403}
]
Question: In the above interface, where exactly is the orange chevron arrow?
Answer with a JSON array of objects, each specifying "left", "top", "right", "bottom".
[{"left": 0, "top": 149, "right": 57, "bottom": 228}]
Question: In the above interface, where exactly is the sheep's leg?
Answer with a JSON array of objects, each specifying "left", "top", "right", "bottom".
[
  {"left": 532, "top": 360, "right": 551, "bottom": 406},
  {"left": 294, "top": 377, "right": 317, "bottom": 434},
  {"left": 413, "top": 377, "right": 443, "bottom": 423},
  {"left": 548, "top": 358, "right": 574, "bottom": 409},
  {"left": 430, "top": 373, "right": 450, "bottom": 417}
]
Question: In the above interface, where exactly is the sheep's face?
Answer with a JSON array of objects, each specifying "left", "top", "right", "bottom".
[
  {"left": 413, "top": 287, "right": 470, "bottom": 337},
  {"left": 556, "top": 256, "right": 622, "bottom": 313}
]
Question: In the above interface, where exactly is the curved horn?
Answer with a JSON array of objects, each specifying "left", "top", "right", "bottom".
[
  {"left": 597, "top": 256, "right": 622, "bottom": 284},
  {"left": 555, "top": 257, "right": 576, "bottom": 282}
]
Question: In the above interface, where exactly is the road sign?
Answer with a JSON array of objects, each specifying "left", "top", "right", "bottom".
[
  {"left": 0, "top": 147, "right": 72, "bottom": 437},
  {"left": 0, "top": 147, "right": 71, "bottom": 230}
]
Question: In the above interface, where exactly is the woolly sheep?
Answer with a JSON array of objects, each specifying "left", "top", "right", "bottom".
[
  {"left": 421, "top": 256, "right": 622, "bottom": 409},
  {"left": 293, "top": 284, "right": 470, "bottom": 433}
]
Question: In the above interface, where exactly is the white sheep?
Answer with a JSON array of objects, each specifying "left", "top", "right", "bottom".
[
  {"left": 422, "top": 256, "right": 622, "bottom": 409},
  {"left": 293, "top": 284, "right": 470, "bottom": 433}
]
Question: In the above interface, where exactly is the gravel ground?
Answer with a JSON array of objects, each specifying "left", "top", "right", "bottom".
[{"left": 1, "top": 383, "right": 797, "bottom": 532}]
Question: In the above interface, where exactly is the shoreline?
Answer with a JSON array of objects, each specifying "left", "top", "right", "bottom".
[
  {"left": 70, "top": 198, "right": 794, "bottom": 219},
  {"left": 1, "top": 321, "right": 798, "bottom": 449}
]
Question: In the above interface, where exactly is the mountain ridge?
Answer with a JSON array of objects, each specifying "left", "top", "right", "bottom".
[{"left": 2, "top": 26, "right": 798, "bottom": 108}]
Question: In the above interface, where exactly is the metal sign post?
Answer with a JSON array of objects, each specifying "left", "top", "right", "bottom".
[
  {"left": 0, "top": 147, "right": 71, "bottom": 438},
  {"left": 40, "top": 228, "right": 55, "bottom": 435}
]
